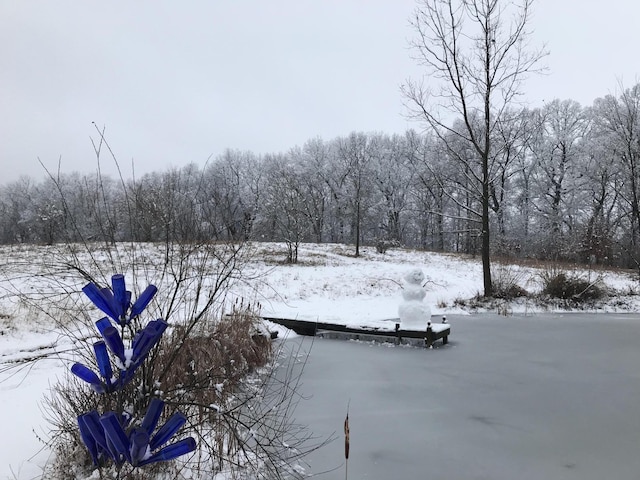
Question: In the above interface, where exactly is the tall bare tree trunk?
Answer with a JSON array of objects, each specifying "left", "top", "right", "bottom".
[{"left": 403, "top": 0, "right": 546, "bottom": 297}]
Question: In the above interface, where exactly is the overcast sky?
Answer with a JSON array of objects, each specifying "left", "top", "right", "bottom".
[{"left": 1, "top": 0, "right": 638, "bottom": 184}]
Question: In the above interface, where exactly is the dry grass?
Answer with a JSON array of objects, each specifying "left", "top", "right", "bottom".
[
  {"left": 42, "top": 303, "right": 276, "bottom": 479},
  {"left": 156, "top": 303, "right": 273, "bottom": 421}
]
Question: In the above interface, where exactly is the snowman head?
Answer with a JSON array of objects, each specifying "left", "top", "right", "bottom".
[{"left": 404, "top": 268, "right": 425, "bottom": 285}]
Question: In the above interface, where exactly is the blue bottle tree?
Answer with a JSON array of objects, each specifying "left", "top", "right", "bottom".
[{"left": 71, "top": 274, "right": 196, "bottom": 473}]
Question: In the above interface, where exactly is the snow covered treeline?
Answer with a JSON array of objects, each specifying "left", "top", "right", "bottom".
[{"left": 1, "top": 86, "right": 640, "bottom": 267}]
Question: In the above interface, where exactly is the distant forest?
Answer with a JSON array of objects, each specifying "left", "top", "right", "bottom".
[{"left": 3, "top": 87, "right": 640, "bottom": 269}]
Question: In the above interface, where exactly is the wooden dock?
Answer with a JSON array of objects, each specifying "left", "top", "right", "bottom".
[{"left": 263, "top": 316, "right": 450, "bottom": 348}]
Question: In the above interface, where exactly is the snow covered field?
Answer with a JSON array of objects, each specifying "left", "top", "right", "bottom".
[
  {"left": 244, "top": 242, "right": 640, "bottom": 323},
  {"left": 0, "top": 242, "right": 639, "bottom": 478}
]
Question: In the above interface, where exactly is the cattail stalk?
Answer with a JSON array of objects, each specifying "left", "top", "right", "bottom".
[{"left": 344, "top": 404, "right": 350, "bottom": 479}]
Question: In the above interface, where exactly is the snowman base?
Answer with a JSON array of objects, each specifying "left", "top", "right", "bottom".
[{"left": 398, "top": 301, "right": 432, "bottom": 331}]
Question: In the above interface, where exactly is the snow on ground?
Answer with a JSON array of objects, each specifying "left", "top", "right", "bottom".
[
  {"left": 238, "top": 243, "right": 482, "bottom": 326},
  {"left": 0, "top": 242, "right": 639, "bottom": 478},
  {"left": 238, "top": 243, "right": 640, "bottom": 326}
]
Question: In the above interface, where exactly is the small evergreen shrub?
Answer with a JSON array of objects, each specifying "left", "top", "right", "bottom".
[
  {"left": 540, "top": 271, "right": 605, "bottom": 301},
  {"left": 492, "top": 283, "right": 528, "bottom": 300},
  {"left": 375, "top": 238, "right": 400, "bottom": 254}
]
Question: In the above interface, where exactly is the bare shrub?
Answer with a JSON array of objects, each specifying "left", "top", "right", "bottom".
[
  {"left": 491, "top": 265, "right": 529, "bottom": 300},
  {"left": 10, "top": 132, "right": 324, "bottom": 479},
  {"left": 32, "top": 243, "right": 321, "bottom": 479}
]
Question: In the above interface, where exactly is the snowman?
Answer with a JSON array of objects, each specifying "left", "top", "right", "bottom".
[{"left": 398, "top": 268, "right": 432, "bottom": 330}]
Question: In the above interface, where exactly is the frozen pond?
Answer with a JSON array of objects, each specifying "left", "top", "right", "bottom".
[{"left": 288, "top": 313, "right": 640, "bottom": 479}]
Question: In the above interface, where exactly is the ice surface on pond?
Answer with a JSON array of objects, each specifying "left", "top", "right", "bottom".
[{"left": 398, "top": 268, "right": 432, "bottom": 330}]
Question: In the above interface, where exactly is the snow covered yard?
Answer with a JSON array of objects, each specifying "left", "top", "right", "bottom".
[
  {"left": 241, "top": 242, "right": 640, "bottom": 324},
  {"left": 1, "top": 242, "right": 639, "bottom": 478}
]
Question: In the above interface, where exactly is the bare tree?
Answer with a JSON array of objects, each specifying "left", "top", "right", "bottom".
[
  {"left": 406, "top": 131, "right": 459, "bottom": 250},
  {"left": 489, "top": 108, "right": 532, "bottom": 251},
  {"left": 262, "top": 153, "right": 310, "bottom": 263},
  {"left": 289, "top": 142, "right": 332, "bottom": 244},
  {"left": 0, "top": 177, "right": 36, "bottom": 243},
  {"left": 403, "top": 0, "right": 546, "bottom": 296},
  {"left": 337, "top": 132, "right": 375, "bottom": 257},
  {"left": 369, "top": 133, "right": 415, "bottom": 245},
  {"left": 578, "top": 113, "right": 622, "bottom": 265},
  {"left": 202, "top": 150, "right": 262, "bottom": 241},
  {"left": 315, "top": 139, "right": 350, "bottom": 244},
  {"left": 593, "top": 84, "right": 640, "bottom": 269},
  {"left": 529, "top": 99, "right": 589, "bottom": 259}
]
